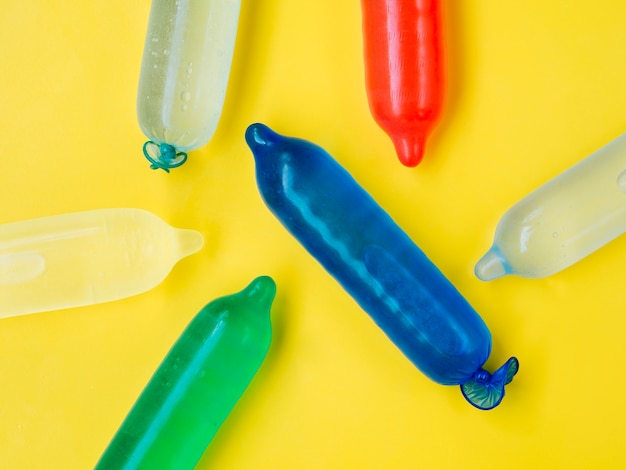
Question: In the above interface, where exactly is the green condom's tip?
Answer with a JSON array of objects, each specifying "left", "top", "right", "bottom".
[{"left": 243, "top": 276, "right": 277, "bottom": 307}]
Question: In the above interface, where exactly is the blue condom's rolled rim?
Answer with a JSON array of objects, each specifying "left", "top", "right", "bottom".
[
  {"left": 460, "top": 357, "right": 519, "bottom": 410},
  {"left": 143, "top": 141, "right": 188, "bottom": 173}
]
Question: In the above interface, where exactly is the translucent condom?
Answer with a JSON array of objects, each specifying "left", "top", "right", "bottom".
[
  {"left": 137, "top": 0, "right": 241, "bottom": 171},
  {"left": 246, "top": 123, "right": 518, "bottom": 410},
  {"left": 96, "top": 276, "right": 276, "bottom": 469},
  {"left": 476, "top": 132, "right": 626, "bottom": 281},
  {"left": 0, "top": 208, "right": 203, "bottom": 318}
]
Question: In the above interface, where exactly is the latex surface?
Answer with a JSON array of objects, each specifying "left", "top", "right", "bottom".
[
  {"left": 95, "top": 276, "right": 275, "bottom": 469},
  {"left": 360, "top": 0, "right": 445, "bottom": 167},
  {"left": 246, "top": 123, "right": 517, "bottom": 409},
  {"left": 476, "top": 132, "right": 626, "bottom": 280},
  {"left": 0, "top": 208, "right": 203, "bottom": 318},
  {"left": 137, "top": 0, "right": 241, "bottom": 170}
]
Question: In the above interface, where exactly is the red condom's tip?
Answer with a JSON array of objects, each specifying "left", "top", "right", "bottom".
[{"left": 392, "top": 132, "right": 427, "bottom": 167}]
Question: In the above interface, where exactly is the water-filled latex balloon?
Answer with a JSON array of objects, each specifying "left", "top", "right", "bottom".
[
  {"left": 137, "top": 0, "right": 241, "bottom": 171},
  {"left": 95, "top": 276, "right": 275, "bottom": 469},
  {"left": 246, "top": 123, "right": 518, "bottom": 410},
  {"left": 0, "top": 208, "right": 203, "bottom": 318},
  {"left": 476, "top": 132, "right": 626, "bottom": 280},
  {"left": 360, "top": 0, "right": 445, "bottom": 167}
]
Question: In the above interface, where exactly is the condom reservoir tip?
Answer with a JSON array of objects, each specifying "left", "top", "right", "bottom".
[{"left": 475, "top": 247, "right": 509, "bottom": 281}]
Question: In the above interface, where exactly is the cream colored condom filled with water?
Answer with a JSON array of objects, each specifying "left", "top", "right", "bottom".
[
  {"left": 0, "top": 209, "right": 203, "bottom": 318},
  {"left": 475, "top": 132, "right": 626, "bottom": 280},
  {"left": 137, "top": 0, "right": 241, "bottom": 171}
]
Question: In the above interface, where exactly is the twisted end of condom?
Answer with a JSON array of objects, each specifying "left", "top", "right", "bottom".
[
  {"left": 143, "top": 141, "right": 188, "bottom": 172},
  {"left": 460, "top": 357, "right": 519, "bottom": 410}
]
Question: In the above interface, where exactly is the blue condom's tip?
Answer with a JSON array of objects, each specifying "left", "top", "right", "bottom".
[
  {"left": 245, "top": 123, "right": 279, "bottom": 152},
  {"left": 460, "top": 357, "right": 519, "bottom": 410}
]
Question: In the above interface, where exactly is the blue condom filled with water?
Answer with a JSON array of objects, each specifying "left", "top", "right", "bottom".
[{"left": 245, "top": 122, "right": 518, "bottom": 410}]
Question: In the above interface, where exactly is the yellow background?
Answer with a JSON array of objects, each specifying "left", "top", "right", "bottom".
[{"left": 1, "top": 1, "right": 625, "bottom": 468}]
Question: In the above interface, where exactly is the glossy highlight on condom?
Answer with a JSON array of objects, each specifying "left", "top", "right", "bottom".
[
  {"left": 246, "top": 123, "right": 518, "bottom": 410},
  {"left": 137, "top": 0, "right": 241, "bottom": 171},
  {"left": 96, "top": 276, "right": 276, "bottom": 469},
  {"left": 360, "top": 0, "right": 446, "bottom": 167}
]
